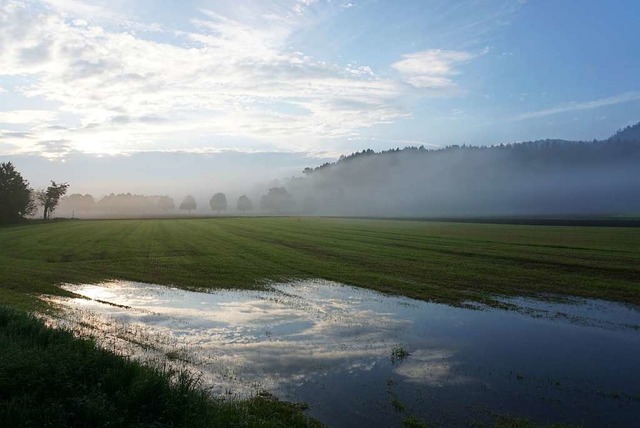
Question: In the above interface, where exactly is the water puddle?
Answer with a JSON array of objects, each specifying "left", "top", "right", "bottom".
[{"left": 45, "top": 280, "right": 640, "bottom": 427}]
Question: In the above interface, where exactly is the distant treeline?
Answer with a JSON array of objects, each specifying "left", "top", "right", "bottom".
[
  {"left": 286, "top": 122, "right": 640, "bottom": 217},
  {"left": 55, "top": 122, "right": 640, "bottom": 218},
  {"left": 57, "top": 194, "right": 174, "bottom": 217},
  {"left": 310, "top": 122, "right": 640, "bottom": 174},
  {"left": 56, "top": 187, "right": 295, "bottom": 217}
]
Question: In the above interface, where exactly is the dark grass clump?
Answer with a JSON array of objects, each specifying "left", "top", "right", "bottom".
[
  {"left": 390, "top": 345, "right": 410, "bottom": 364},
  {"left": 0, "top": 306, "right": 320, "bottom": 427}
]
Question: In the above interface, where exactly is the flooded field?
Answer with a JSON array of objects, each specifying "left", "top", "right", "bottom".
[{"left": 46, "top": 280, "right": 640, "bottom": 427}]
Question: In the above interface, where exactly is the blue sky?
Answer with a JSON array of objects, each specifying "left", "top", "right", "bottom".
[{"left": 1, "top": 0, "right": 639, "bottom": 160}]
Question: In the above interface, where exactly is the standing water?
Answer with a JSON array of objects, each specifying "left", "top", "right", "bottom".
[{"left": 46, "top": 280, "right": 640, "bottom": 427}]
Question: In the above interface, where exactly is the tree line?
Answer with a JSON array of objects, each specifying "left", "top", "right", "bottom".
[
  {"left": 308, "top": 124, "right": 640, "bottom": 176},
  {"left": 58, "top": 193, "right": 263, "bottom": 216},
  {"left": 4, "top": 122, "right": 637, "bottom": 222},
  {"left": 176, "top": 188, "right": 292, "bottom": 214},
  {"left": 0, "top": 162, "right": 298, "bottom": 223},
  {"left": 289, "top": 122, "right": 640, "bottom": 216},
  {"left": 59, "top": 189, "right": 292, "bottom": 217},
  {"left": 0, "top": 162, "right": 69, "bottom": 224}
]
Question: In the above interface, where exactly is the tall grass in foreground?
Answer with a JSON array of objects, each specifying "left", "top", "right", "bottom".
[{"left": 0, "top": 306, "right": 319, "bottom": 427}]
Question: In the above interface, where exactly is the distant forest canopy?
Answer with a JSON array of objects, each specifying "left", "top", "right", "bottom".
[
  {"left": 286, "top": 122, "right": 640, "bottom": 217},
  {"left": 55, "top": 191, "right": 273, "bottom": 217},
  {"left": 49, "top": 122, "right": 640, "bottom": 218},
  {"left": 55, "top": 193, "right": 176, "bottom": 218},
  {"left": 308, "top": 122, "right": 640, "bottom": 173}
]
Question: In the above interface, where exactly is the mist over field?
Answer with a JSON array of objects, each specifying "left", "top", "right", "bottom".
[
  {"left": 3, "top": 1, "right": 640, "bottom": 220},
  {"left": 288, "top": 129, "right": 640, "bottom": 217},
  {"left": 4, "top": 151, "right": 329, "bottom": 218},
  {"left": 5, "top": 123, "right": 639, "bottom": 219}
]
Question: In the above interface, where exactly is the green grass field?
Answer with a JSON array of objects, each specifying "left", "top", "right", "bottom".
[
  {"left": 1, "top": 217, "right": 639, "bottom": 426},
  {"left": 1, "top": 217, "right": 639, "bottom": 308}
]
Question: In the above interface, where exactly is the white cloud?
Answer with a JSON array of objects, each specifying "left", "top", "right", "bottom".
[
  {"left": 40, "top": 0, "right": 163, "bottom": 33},
  {"left": 516, "top": 91, "right": 640, "bottom": 120},
  {"left": 293, "top": 0, "right": 319, "bottom": 15},
  {"left": 0, "top": 1, "right": 491, "bottom": 156},
  {"left": 0, "top": 109, "right": 58, "bottom": 124},
  {"left": 40, "top": 0, "right": 123, "bottom": 21},
  {"left": 0, "top": 1, "right": 410, "bottom": 155},
  {"left": 391, "top": 49, "right": 475, "bottom": 90}
]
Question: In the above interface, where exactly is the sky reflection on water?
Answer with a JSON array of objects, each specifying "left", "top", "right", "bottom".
[{"left": 47, "top": 280, "right": 640, "bottom": 427}]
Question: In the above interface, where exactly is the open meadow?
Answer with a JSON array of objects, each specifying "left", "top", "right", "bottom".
[
  {"left": 1, "top": 217, "right": 640, "bottom": 427},
  {"left": 1, "top": 217, "right": 639, "bottom": 309}
]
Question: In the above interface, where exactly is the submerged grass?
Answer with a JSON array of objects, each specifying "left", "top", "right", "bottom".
[
  {"left": 0, "top": 306, "right": 319, "bottom": 427},
  {"left": 390, "top": 345, "right": 411, "bottom": 364},
  {"left": 1, "top": 217, "right": 638, "bottom": 308}
]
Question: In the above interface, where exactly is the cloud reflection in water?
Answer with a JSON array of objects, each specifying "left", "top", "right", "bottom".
[
  {"left": 47, "top": 280, "right": 461, "bottom": 394},
  {"left": 45, "top": 279, "right": 640, "bottom": 427}
]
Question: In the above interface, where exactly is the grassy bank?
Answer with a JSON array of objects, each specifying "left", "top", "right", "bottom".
[
  {"left": 1, "top": 217, "right": 639, "bottom": 308},
  {"left": 0, "top": 306, "right": 318, "bottom": 427}
]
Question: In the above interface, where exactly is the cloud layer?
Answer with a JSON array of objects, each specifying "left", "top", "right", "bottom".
[
  {"left": 392, "top": 49, "right": 475, "bottom": 90},
  {"left": 516, "top": 91, "right": 640, "bottom": 120},
  {"left": 0, "top": 0, "right": 482, "bottom": 156}
]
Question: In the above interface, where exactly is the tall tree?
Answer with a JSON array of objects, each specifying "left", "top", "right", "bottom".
[
  {"left": 209, "top": 193, "right": 228, "bottom": 213},
  {"left": 36, "top": 181, "right": 70, "bottom": 220},
  {"left": 179, "top": 195, "right": 197, "bottom": 214},
  {"left": 157, "top": 196, "right": 175, "bottom": 212},
  {"left": 259, "top": 187, "right": 295, "bottom": 213},
  {"left": 236, "top": 195, "right": 253, "bottom": 213},
  {"left": 0, "top": 162, "right": 36, "bottom": 224}
]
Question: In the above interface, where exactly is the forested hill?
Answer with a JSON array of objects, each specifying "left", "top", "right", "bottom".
[
  {"left": 287, "top": 124, "right": 640, "bottom": 217},
  {"left": 609, "top": 122, "right": 640, "bottom": 142}
]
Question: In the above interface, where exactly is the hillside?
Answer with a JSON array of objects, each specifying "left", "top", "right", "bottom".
[
  {"left": 609, "top": 122, "right": 640, "bottom": 142},
  {"left": 287, "top": 124, "right": 640, "bottom": 217}
]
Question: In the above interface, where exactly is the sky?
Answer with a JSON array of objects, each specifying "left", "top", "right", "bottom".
[{"left": 1, "top": 0, "right": 639, "bottom": 191}]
